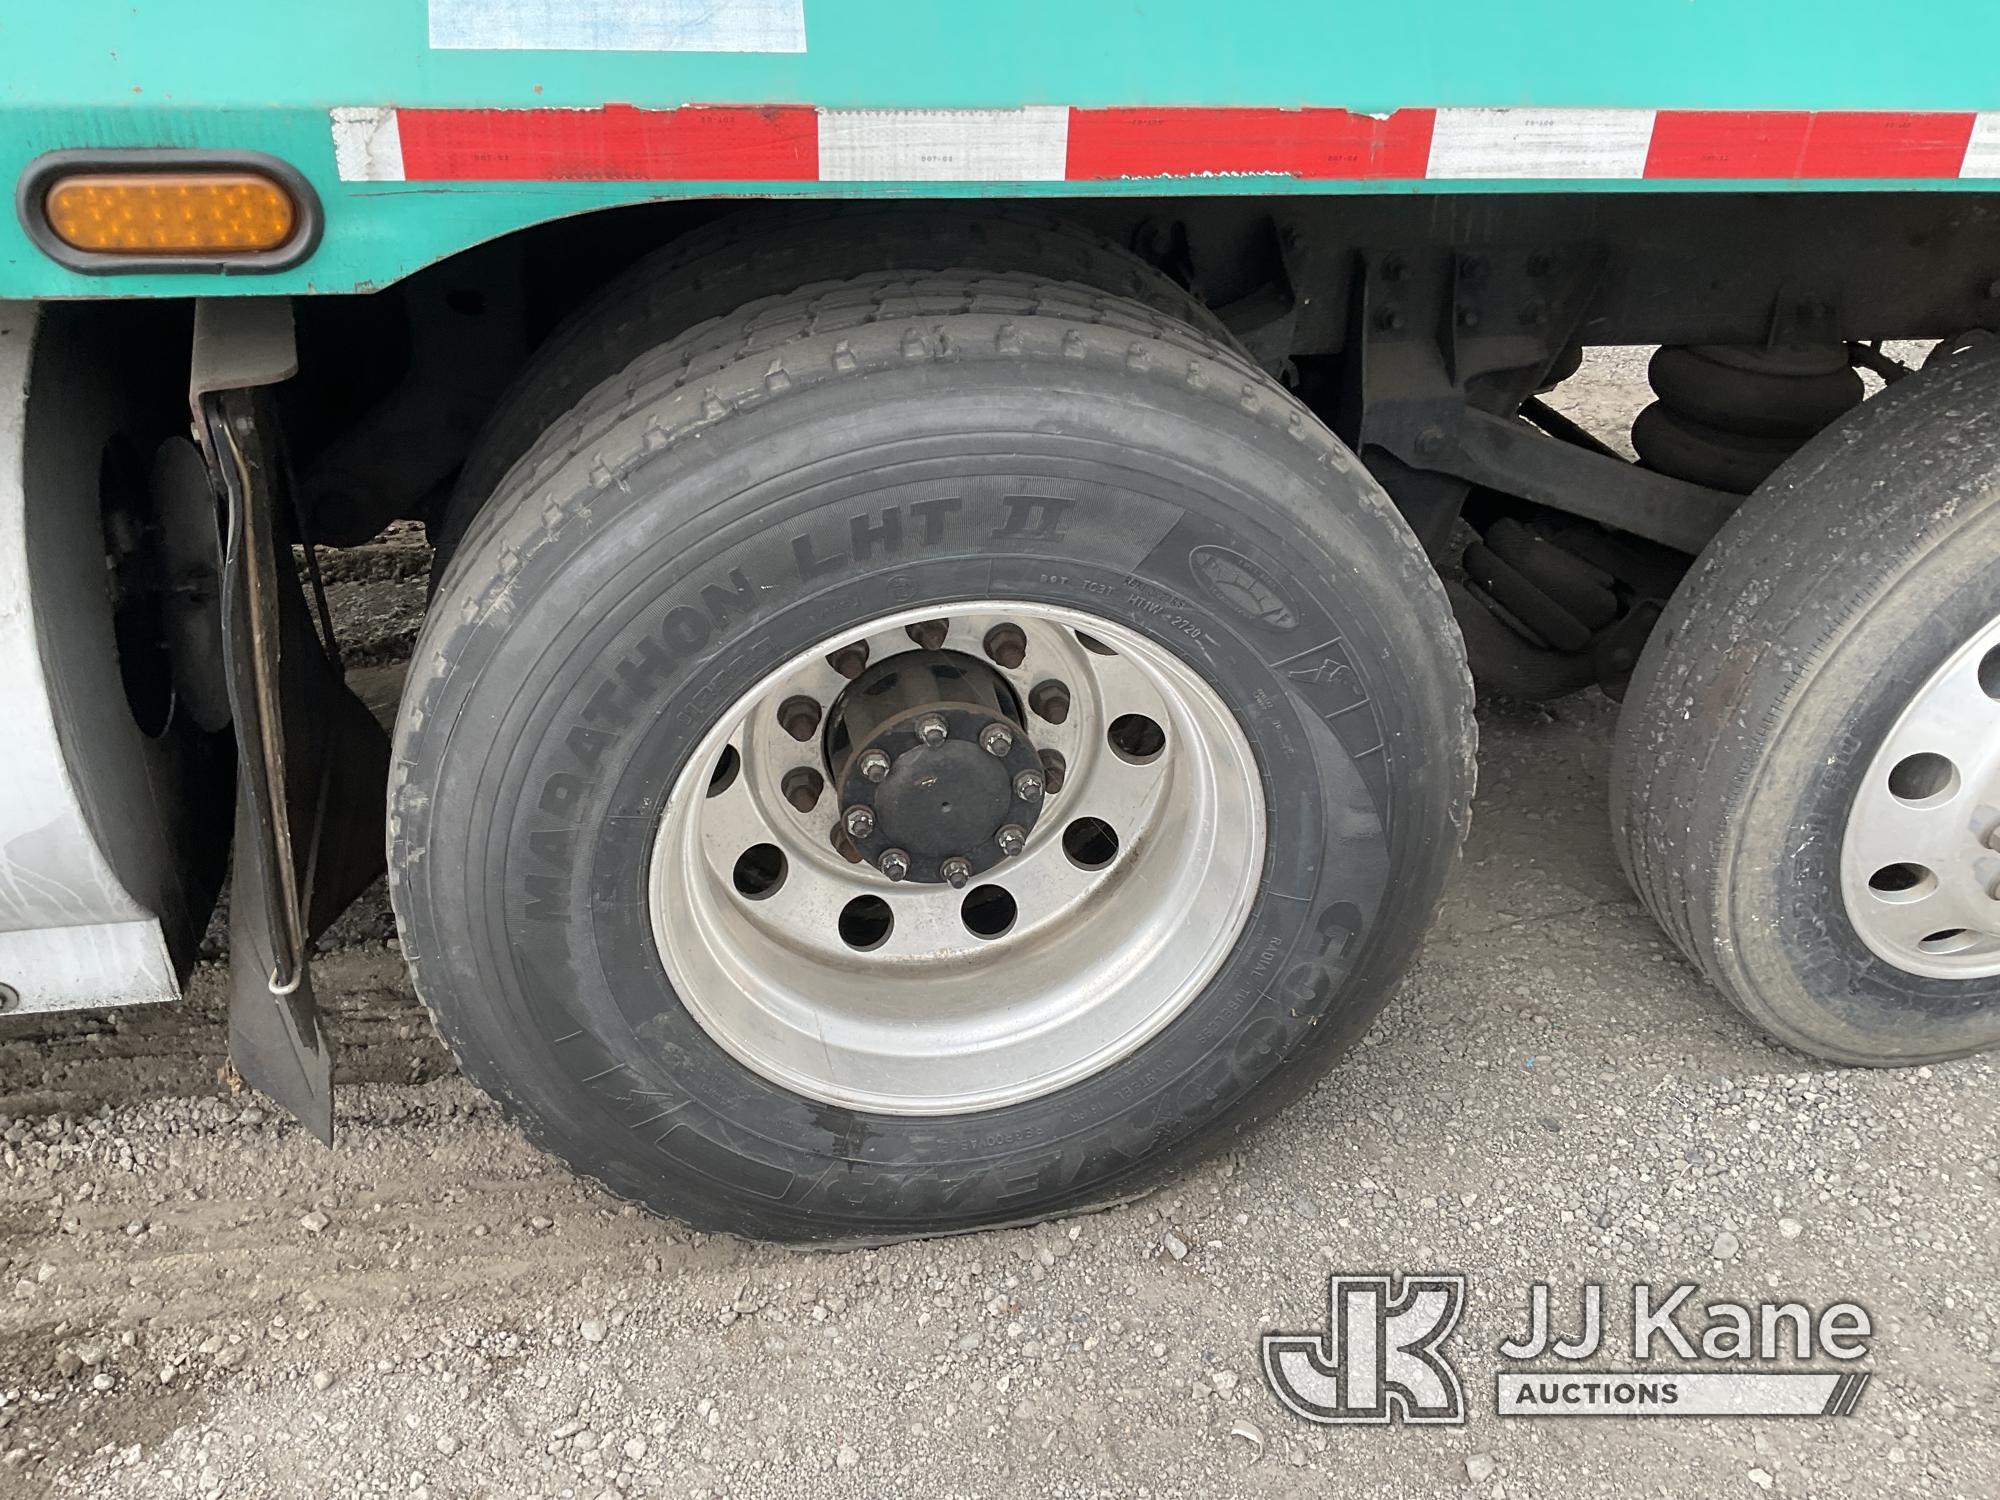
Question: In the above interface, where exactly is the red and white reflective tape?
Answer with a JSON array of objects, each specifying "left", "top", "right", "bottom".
[{"left": 331, "top": 105, "right": 2000, "bottom": 185}]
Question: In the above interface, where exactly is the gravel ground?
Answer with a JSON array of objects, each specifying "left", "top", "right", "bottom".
[{"left": 0, "top": 350, "right": 1992, "bottom": 1499}]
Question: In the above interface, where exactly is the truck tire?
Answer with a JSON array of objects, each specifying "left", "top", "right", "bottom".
[
  {"left": 390, "top": 268, "right": 1473, "bottom": 1243},
  {"left": 1612, "top": 338, "right": 2000, "bottom": 1066},
  {"left": 432, "top": 206, "right": 1231, "bottom": 568}
]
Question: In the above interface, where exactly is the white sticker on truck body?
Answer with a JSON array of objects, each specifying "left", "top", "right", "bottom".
[
  {"left": 817, "top": 108, "right": 1071, "bottom": 183},
  {"left": 430, "top": 0, "right": 806, "bottom": 53}
]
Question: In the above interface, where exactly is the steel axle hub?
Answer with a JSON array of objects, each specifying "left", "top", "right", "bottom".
[{"left": 829, "top": 650, "right": 1044, "bottom": 883}]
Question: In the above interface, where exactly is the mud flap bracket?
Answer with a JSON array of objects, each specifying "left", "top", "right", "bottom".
[{"left": 191, "top": 298, "right": 389, "bottom": 1142}]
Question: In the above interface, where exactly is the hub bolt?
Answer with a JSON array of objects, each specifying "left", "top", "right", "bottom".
[
  {"left": 778, "top": 695, "right": 822, "bottom": 743},
  {"left": 983, "top": 622, "right": 1028, "bottom": 670},
  {"left": 878, "top": 848, "right": 911, "bottom": 883},
  {"left": 980, "top": 724, "right": 1015, "bottom": 757},
  {"left": 1028, "top": 679, "right": 1071, "bottom": 725},
  {"left": 916, "top": 714, "right": 950, "bottom": 747},
  {"left": 782, "top": 767, "right": 824, "bottom": 813},
  {"left": 843, "top": 805, "right": 876, "bottom": 839},
  {"left": 857, "top": 748, "right": 892, "bottom": 783},
  {"left": 996, "top": 824, "right": 1027, "bottom": 858},
  {"left": 1014, "top": 769, "right": 1045, "bottom": 801},
  {"left": 906, "top": 619, "right": 950, "bottom": 651},
  {"left": 827, "top": 643, "right": 870, "bottom": 680},
  {"left": 940, "top": 856, "right": 972, "bottom": 889},
  {"left": 1039, "top": 748, "right": 1066, "bottom": 795}
]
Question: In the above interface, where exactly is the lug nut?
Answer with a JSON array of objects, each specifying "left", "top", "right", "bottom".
[
  {"left": 941, "top": 856, "right": 972, "bottom": 889},
  {"left": 906, "top": 619, "right": 949, "bottom": 651},
  {"left": 1028, "top": 679, "right": 1071, "bottom": 725},
  {"left": 827, "top": 643, "right": 870, "bottom": 680},
  {"left": 916, "top": 713, "right": 950, "bottom": 746},
  {"left": 1014, "top": 769, "right": 1045, "bottom": 802},
  {"left": 1039, "top": 748, "right": 1066, "bottom": 795},
  {"left": 857, "top": 748, "right": 892, "bottom": 783},
  {"left": 996, "top": 824, "right": 1027, "bottom": 858},
  {"left": 843, "top": 805, "right": 876, "bottom": 839},
  {"left": 878, "top": 848, "right": 911, "bottom": 882},
  {"left": 980, "top": 724, "right": 1014, "bottom": 757},
  {"left": 983, "top": 622, "right": 1028, "bottom": 670},
  {"left": 782, "top": 767, "right": 824, "bottom": 812},
  {"left": 778, "top": 695, "right": 822, "bottom": 743}
]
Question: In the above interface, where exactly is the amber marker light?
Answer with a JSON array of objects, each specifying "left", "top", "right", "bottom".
[
  {"left": 18, "top": 152, "right": 320, "bottom": 273},
  {"left": 42, "top": 171, "right": 299, "bottom": 255}
]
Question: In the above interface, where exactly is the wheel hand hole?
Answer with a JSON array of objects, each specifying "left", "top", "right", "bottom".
[
  {"left": 1108, "top": 713, "right": 1166, "bottom": 764},
  {"left": 1868, "top": 862, "right": 1936, "bottom": 901},
  {"left": 706, "top": 745, "right": 741, "bottom": 798},
  {"left": 961, "top": 884, "right": 1018, "bottom": 939},
  {"left": 1919, "top": 928, "right": 1972, "bottom": 952},
  {"left": 1887, "top": 752, "right": 1957, "bottom": 804},
  {"left": 838, "top": 895, "right": 894, "bottom": 951},
  {"left": 732, "top": 843, "right": 787, "bottom": 900},
  {"left": 1075, "top": 630, "right": 1117, "bottom": 656},
  {"left": 1063, "top": 817, "right": 1120, "bottom": 871},
  {"left": 1980, "top": 645, "right": 2000, "bottom": 701}
]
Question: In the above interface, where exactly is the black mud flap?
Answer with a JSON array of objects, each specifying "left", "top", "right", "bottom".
[{"left": 192, "top": 299, "right": 390, "bottom": 1142}]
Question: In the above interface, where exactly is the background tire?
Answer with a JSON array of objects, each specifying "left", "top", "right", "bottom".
[
  {"left": 1613, "top": 339, "right": 2000, "bottom": 1066},
  {"left": 431, "top": 206, "right": 1231, "bottom": 568},
  {"left": 391, "top": 269, "right": 1473, "bottom": 1243}
]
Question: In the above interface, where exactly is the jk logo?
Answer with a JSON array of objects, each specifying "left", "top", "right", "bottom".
[{"left": 1262, "top": 1273, "right": 1468, "bottom": 1425}]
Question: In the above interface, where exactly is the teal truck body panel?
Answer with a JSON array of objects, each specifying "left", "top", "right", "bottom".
[{"left": 3, "top": 1, "right": 2000, "bottom": 297}]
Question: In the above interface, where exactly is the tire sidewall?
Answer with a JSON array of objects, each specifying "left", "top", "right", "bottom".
[{"left": 397, "top": 358, "right": 1467, "bottom": 1239}]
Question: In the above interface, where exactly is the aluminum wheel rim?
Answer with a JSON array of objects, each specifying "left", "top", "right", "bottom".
[
  {"left": 1840, "top": 609, "right": 2000, "bottom": 979},
  {"left": 649, "top": 602, "right": 1266, "bottom": 1114}
]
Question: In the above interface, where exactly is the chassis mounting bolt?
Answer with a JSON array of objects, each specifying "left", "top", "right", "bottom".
[
  {"left": 857, "top": 748, "right": 892, "bottom": 783},
  {"left": 980, "top": 724, "right": 1015, "bottom": 757},
  {"left": 843, "top": 805, "right": 876, "bottom": 839},
  {"left": 916, "top": 714, "right": 950, "bottom": 746},
  {"left": 940, "top": 856, "right": 972, "bottom": 889},
  {"left": 1014, "top": 769, "right": 1045, "bottom": 801},
  {"left": 996, "top": 824, "right": 1027, "bottom": 858},
  {"left": 878, "top": 848, "right": 911, "bottom": 882}
]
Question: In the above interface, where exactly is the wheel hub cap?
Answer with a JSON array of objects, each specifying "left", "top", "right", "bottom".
[
  {"left": 648, "top": 603, "right": 1265, "bottom": 1115},
  {"left": 829, "top": 651, "right": 1043, "bottom": 884},
  {"left": 1841, "top": 610, "right": 2000, "bottom": 979}
]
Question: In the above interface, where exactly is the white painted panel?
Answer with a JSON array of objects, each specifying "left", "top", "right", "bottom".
[
  {"left": 0, "top": 303, "right": 181, "bottom": 1013},
  {"left": 431, "top": 0, "right": 806, "bottom": 53},
  {"left": 1428, "top": 107, "right": 1655, "bottom": 180},
  {"left": 0, "top": 923, "right": 178, "bottom": 1013},
  {"left": 818, "top": 107, "right": 1070, "bottom": 182},
  {"left": 330, "top": 107, "right": 406, "bottom": 184}
]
